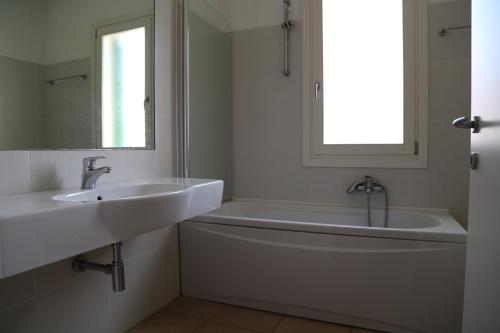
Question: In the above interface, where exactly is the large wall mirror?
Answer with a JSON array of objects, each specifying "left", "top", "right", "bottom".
[{"left": 0, "top": 0, "right": 155, "bottom": 150}]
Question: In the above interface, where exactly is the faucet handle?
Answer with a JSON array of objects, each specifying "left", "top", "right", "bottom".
[
  {"left": 83, "top": 156, "right": 106, "bottom": 170},
  {"left": 367, "top": 176, "right": 384, "bottom": 192}
]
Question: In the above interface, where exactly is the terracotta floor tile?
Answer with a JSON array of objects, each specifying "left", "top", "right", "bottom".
[
  {"left": 274, "top": 316, "right": 350, "bottom": 333},
  {"left": 127, "top": 309, "right": 204, "bottom": 333},
  {"left": 211, "top": 304, "right": 282, "bottom": 333},
  {"left": 165, "top": 297, "right": 223, "bottom": 320},
  {"left": 131, "top": 297, "right": 387, "bottom": 333},
  {"left": 195, "top": 322, "right": 257, "bottom": 333},
  {"left": 351, "top": 328, "right": 384, "bottom": 333}
]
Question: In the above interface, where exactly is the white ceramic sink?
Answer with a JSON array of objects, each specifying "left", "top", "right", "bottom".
[
  {"left": 0, "top": 178, "right": 223, "bottom": 279},
  {"left": 53, "top": 183, "right": 187, "bottom": 202}
]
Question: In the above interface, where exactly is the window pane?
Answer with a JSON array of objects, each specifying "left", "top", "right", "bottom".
[
  {"left": 322, "top": 0, "right": 404, "bottom": 145},
  {"left": 102, "top": 27, "right": 146, "bottom": 148}
]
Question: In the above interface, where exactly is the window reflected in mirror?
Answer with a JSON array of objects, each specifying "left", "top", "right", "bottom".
[
  {"left": 97, "top": 17, "right": 153, "bottom": 149},
  {"left": 0, "top": 0, "right": 155, "bottom": 150}
]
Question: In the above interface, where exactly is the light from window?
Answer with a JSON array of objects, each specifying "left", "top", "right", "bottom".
[
  {"left": 322, "top": 0, "right": 404, "bottom": 145},
  {"left": 102, "top": 27, "right": 146, "bottom": 148}
]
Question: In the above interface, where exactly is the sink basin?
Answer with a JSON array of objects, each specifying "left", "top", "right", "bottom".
[
  {"left": 0, "top": 178, "right": 223, "bottom": 279},
  {"left": 53, "top": 183, "right": 187, "bottom": 202}
]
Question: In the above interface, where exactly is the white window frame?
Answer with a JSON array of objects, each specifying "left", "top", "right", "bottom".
[
  {"left": 302, "top": 0, "right": 428, "bottom": 168},
  {"left": 95, "top": 15, "right": 155, "bottom": 149}
]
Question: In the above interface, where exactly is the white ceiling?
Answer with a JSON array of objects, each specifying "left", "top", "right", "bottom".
[
  {"left": 190, "top": 0, "right": 467, "bottom": 33},
  {"left": 190, "top": 0, "right": 300, "bottom": 32}
]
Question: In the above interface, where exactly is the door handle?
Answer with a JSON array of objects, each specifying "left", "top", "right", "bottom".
[
  {"left": 314, "top": 81, "right": 321, "bottom": 100},
  {"left": 470, "top": 152, "right": 479, "bottom": 170},
  {"left": 452, "top": 116, "right": 480, "bottom": 133}
]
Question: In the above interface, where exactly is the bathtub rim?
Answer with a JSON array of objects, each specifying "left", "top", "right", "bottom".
[{"left": 189, "top": 198, "right": 467, "bottom": 244}]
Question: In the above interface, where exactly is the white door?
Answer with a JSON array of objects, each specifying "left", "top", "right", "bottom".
[{"left": 462, "top": 1, "right": 500, "bottom": 332}]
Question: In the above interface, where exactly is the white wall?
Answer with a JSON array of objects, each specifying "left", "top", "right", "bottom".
[
  {"left": 0, "top": 0, "right": 45, "bottom": 63},
  {"left": 231, "top": 0, "right": 471, "bottom": 224},
  {"left": 199, "top": 0, "right": 300, "bottom": 32},
  {"left": 44, "top": 0, "right": 154, "bottom": 65},
  {"left": 0, "top": 0, "right": 154, "bottom": 65},
  {"left": 192, "top": 0, "right": 467, "bottom": 32},
  {"left": 188, "top": 11, "right": 233, "bottom": 199},
  {"left": 0, "top": 0, "right": 179, "bottom": 332}
]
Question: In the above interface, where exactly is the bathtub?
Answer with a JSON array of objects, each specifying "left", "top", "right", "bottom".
[{"left": 180, "top": 200, "right": 467, "bottom": 333}]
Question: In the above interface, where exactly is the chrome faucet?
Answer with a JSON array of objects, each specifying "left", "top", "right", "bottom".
[
  {"left": 346, "top": 176, "right": 385, "bottom": 194},
  {"left": 81, "top": 156, "right": 111, "bottom": 190},
  {"left": 346, "top": 176, "right": 388, "bottom": 228}
]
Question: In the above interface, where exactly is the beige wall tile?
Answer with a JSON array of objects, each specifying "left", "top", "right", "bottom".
[
  {"left": 37, "top": 271, "right": 111, "bottom": 333},
  {"left": 34, "top": 257, "right": 105, "bottom": 299},
  {"left": 121, "top": 231, "right": 159, "bottom": 260},
  {"left": 28, "top": 151, "right": 106, "bottom": 191},
  {"left": 157, "top": 225, "right": 181, "bottom": 303},
  {"left": 112, "top": 250, "right": 164, "bottom": 333},
  {"left": 231, "top": 2, "right": 471, "bottom": 225},
  {"left": 0, "top": 300, "right": 37, "bottom": 333},
  {"left": 0, "top": 271, "right": 35, "bottom": 311},
  {"left": 0, "top": 152, "right": 30, "bottom": 195},
  {"left": 0, "top": 2, "right": 179, "bottom": 333}
]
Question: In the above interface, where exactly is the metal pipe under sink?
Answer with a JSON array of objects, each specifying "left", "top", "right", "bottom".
[{"left": 72, "top": 242, "right": 125, "bottom": 292}]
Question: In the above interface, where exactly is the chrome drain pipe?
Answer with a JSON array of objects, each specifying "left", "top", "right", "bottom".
[{"left": 72, "top": 242, "right": 125, "bottom": 292}]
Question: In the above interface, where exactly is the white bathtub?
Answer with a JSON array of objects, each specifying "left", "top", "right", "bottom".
[{"left": 180, "top": 200, "right": 467, "bottom": 333}]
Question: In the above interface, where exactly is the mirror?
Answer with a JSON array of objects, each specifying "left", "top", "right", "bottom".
[{"left": 0, "top": 0, "right": 155, "bottom": 150}]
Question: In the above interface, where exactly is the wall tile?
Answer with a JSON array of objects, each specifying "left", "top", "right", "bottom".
[
  {"left": 121, "top": 231, "right": 159, "bottom": 260},
  {"left": 111, "top": 250, "right": 163, "bottom": 333},
  {"left": 232, "top": 2, "right": 471, "bottom": 225},
  {"left": 0, "top": 152, "right": 30, "bottom": 195},
  {"left": 37, "top": 270, "right": 111, "bottom": 333},
  {"left": 34, "top": 257, "right": 103, "bottom": 299},
  {"left": 105, "top": 150, "right": 157, "bottom": 183},
  {"left": 157, "top": 225, "right": 181, "bottom": 302},
  {"left": 0, "top": 3, "right": 178, "bottom": 333},
  {"left": 28, "top": 151, "right": 106, "bottom": 191},
  {"left": 0, "top": 271, "right": 35, "bottom": 311},
  {"left": 81, "top": 231, "right": 160, "bottom": 263},
  {"left": 43, "top": 58, "right": 92, "bottom": 149},
  {"left": 0, "top": 56, "right": 44, "bottom": 150},
  {"left": 0, "top": 300, "right": 38, "bottom": 333},
  {"left": 0, "top": 229, "right": 180, "bottom": 333},
  {"left": 428, "top": 1, "right": 471, "bottom": 62}
]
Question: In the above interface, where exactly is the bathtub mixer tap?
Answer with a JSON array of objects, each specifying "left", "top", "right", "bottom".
[{"left": 346, "top": 176, "right": 389, "bottom": 228}]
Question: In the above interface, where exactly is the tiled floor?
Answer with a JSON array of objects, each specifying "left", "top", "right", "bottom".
[{"left": 128, "top": 296, "right": 384, "bottom": 333}]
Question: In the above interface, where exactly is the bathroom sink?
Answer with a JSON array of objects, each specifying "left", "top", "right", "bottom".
[
  {"left": 0, "top": 178, "right": 223, "bottom": 279},
  {"left": 53, "top": 183, "right": 187, "bottom": 202}
]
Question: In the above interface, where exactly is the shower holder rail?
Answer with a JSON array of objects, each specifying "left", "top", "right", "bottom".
[
  {"left": 438, "top": 24, "right": 471, "bottom": 37},
  {"left": 282, "top": 0, "right": 294, "bottom": 77},
  {"left": 45, "top": 74, "right": 87, "bottom": 85}
]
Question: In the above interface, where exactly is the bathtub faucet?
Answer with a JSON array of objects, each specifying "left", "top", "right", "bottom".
[
  {"left": 346, "top": 176, "right": 384, "bottom": 194},
  {"left": 346, "top": 176, "right": 388, "bottom": 228}
]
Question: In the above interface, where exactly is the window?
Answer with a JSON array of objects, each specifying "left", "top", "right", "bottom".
[
  {"left": 95, "top": 16, "right": 154, "bottom": 149},
  {"left": 303, "top": 0, "right": 428, "bottom": 168}
]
